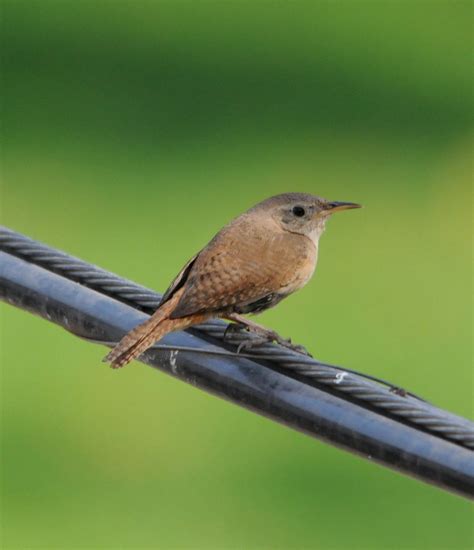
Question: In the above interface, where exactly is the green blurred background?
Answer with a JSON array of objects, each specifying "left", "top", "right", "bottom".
[{"left": 1, "top": 1, "right": 473, "bottom": 548}]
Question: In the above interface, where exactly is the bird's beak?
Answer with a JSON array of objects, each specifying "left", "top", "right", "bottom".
[{"left": 325, "top": 201, "right": 362, "bottom": 212}]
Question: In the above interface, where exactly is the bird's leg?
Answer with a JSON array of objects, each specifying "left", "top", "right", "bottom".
[
  {"left": 224, "top": 328, "right": 272, "bottom": 353},
  {"left": 224, "top": 313, "right": 311, "bottom": 356},
  {"left": 223, "top": 318, "right": 272, "bottom": 350}
]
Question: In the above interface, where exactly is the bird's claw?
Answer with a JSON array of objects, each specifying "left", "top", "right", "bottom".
[
  {"left": 236, "top": 335, "right": 271, "bottom": 354},
  {"left": 273, "top": 336, "right": 312, "bottom": 356},
  {"left": 231, "top": 329, "right": 312, "bottom": 357},
  {"left": 223, "top": 322, "right": 249, "bottom": 341},
  {"left": 224, "top": 320, "right": 312, "bottom": 357}
]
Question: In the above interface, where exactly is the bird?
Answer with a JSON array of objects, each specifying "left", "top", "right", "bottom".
[{"left": 104, "top": 193, "right": 361, "bottom": 368}]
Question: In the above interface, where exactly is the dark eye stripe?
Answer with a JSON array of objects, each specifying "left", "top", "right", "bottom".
[{"left": 292, "top": 206, "right": 306, "bottom": 217}]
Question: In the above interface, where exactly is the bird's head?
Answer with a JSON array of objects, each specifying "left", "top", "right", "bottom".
[{"left": 253, "top": 193, "right": 361, "bottom": 245}]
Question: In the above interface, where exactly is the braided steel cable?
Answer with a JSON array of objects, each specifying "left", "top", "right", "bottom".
[{"left": 1, "top": 225, "right": 473, "bottom": 449}]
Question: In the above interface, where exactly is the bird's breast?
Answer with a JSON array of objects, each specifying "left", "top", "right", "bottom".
[
  {"left": 278, "top": 239, "right": 318, "bottom": 294},
  {"left": 246, "top": 230, "right": 318, "bottom": 294}
]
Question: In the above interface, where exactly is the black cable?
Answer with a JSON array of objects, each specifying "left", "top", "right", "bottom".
[
  {"left": 1, "top": 226, "right": 473, "bottom": 451},
  {"left": 1, "top": 249, "right": 473, "bottom": 500}
]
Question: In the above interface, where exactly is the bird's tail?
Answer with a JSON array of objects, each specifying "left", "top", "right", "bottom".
[{"left": 103, "top": 287, "right": 196, "bottom": 369}]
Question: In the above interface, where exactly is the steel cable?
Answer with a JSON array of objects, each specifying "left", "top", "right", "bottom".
[{"left": 1, "top": 226, "right": 473, "bottom": 449}]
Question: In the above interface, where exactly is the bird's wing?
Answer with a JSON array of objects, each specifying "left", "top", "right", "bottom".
[
  {"left": 169, "top": 230, "right": 313, "bottom": 319},
  {"left": 159, "top": 252, "right": 200, "bottom": 306}
]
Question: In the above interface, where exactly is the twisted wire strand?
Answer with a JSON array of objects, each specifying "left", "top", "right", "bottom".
[{"left": 1, "top": 226, "right": 473, "bottom": 449}]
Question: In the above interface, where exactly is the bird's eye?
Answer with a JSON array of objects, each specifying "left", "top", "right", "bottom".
[{"left": 292, "top": 206, "right": 306, "bottom": 217}]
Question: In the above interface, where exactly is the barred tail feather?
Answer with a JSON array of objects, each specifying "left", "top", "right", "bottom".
[
  {"left": 104, "top": 316, "right": 163, "bottom": 368},
  {"left": 104, "top": 288, "right": 185, "bottom": 369}
]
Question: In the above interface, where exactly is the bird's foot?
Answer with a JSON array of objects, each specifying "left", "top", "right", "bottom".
[
  {"left": 224, "top": 321, "right": 311, "bottom": 357},
  {"left": 223, "top": 321, "right": 249, "bottom": 340},
  {"left": 223, "top": 322, "right": 269, "bottom": 352},
  {"left": 270, "top": 334, "right": 312, "bottom": 356},
  {"left": 235, "top": 334, "right": 275, "bottom": 354}
]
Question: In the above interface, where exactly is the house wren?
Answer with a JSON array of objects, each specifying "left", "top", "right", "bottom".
[{"left": 104, "top": 193, "right": 361, "bottom": 368}]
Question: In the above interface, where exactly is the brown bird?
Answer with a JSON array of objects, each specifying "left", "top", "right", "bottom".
[{"left": 104, "top": 193, "right": 361, "bottom": 368}]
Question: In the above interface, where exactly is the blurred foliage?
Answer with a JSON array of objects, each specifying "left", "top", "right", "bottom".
[{"left": 1, "top": 1, "right": 473, "bottom": 549}]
